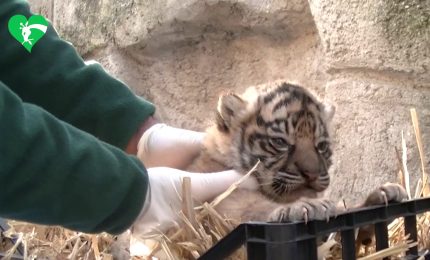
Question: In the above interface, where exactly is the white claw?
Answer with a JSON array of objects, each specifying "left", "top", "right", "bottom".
[
  {"left": 381, "top": 190, "right": 388, "bottom": 206},
  {"left": 303, "top": 208, "right": 309, "bottom": 223}
]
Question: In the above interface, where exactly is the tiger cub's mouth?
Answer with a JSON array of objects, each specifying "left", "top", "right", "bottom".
[
  {"left": 276, "top": 171, "right": 328, "bottom": 192},
  {"left": 308, "top": 179, "right": 329, "bottom": 192}
]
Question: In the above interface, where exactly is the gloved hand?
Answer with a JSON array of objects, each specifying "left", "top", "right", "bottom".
[
  {"left": 131, "top": 167, "right": 259, "bottom": 236},
  {"left": 137, "top": 124, "right": 205, "bottom": 169}
]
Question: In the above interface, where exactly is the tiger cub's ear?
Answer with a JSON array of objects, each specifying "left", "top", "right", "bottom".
[
  {"left": 323, "top": 103, "right": 336, "bottom": 122},
  {"left": 216, "top": 93, "right": 246, "bottom": 133}
]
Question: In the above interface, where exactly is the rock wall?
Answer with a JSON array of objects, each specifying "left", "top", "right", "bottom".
[{"left": 29, "top": 0, "right": 429, "bottom": 205}]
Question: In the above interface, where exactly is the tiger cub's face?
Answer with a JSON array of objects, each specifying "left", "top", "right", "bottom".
[{"left": 215, "top": 83, "right": 334, "bottom": 203}]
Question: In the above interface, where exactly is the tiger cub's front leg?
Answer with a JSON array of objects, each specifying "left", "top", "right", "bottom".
[{"left": 268, "top": 198, "right": 339, "bottom": 223}]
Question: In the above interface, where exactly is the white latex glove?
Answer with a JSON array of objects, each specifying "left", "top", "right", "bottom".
[
  {"left": 131, "top": 167, "right": 259, "bottom": 236},
  {"left": 137, "top": 124, "right": 205, "bottom": 169}
]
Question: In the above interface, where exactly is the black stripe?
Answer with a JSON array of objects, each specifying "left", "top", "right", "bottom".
[
  {"left": 257, "top": 155, "right": 268, "bottom": 161},
  {"left": 263, "top": 92, "right": 277, "bottom": 105},
  {"left": 248, "top": 156, "right": 259, "bottom": 168},
  {"left": 272, "top": 97, "right": 293, "bottom": 113},
  {"left": 302, "top": 94, "right": 310, "bottom": 106},
  {"left": 303, "top": 95, "right": 319, "bottom": 109},
  {"left": 289, "top": 88, "right": 304, "bottom": 101},
  {"left": 248, "top": 132, "right": 267, "bottom": 141},
  {"left": 263, "top": 119, "right": 288, "bottom": 133},
  {"left": 256, "top": 114, "right": 264, "bottom": 126},
  {"left": 248, "top": 133, "right": 256, "bottom": 148},
  {"left": 309, "top": 113, "right": 317, "bottom": 133},
  {"left": 253, "top": 169, "right": 262, "bottom": 179},
  {"left": 263, "top": 83, "right": 297, "bottom": 104},
  {"left": 265, "top": 159, "right": 279, "bottom": 169},
  {"left": 263, "top": 119, "right": 281, "bottom": 127},
  {"left": 280, "top": 174, "right": 302, "bottom": 182},
  {"left": 291, "top": 111, "right": 302, "bottom": 128},
  {"left": 252, "top": 153, "right": 271, "bottom": 159},
  {"left": 260, "top": 142, "right": 277, "bottom": 156},
  {"left": 317, "top": 116, "right": 329, "bottom": 136},
  {"left": 239, "top": 127, "right": 247, "bottom": 168},
  {"left": 269, "top": 125, "right": 283, "bottom": 133}
]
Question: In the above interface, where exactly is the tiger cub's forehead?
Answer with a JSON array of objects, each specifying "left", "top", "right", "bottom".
[{"left": 256, "top": 84, "right": 322, "bottom": 121}]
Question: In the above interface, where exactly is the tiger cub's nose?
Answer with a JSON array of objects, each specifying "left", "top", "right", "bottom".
[{"left": 302, "top": 171, "right": 319, "bottom": 182}]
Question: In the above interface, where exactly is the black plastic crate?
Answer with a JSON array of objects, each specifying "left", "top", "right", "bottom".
[{"left": 199, "top": 197, "right": 430, "bottom": 260}]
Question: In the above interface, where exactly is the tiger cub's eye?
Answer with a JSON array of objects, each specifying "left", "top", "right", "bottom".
[
  {"left": 317, "top": 141, "right": 329, "bottom": 153},
  {"left": 269, "top": 137, "right": 291, "bottom": 151}
]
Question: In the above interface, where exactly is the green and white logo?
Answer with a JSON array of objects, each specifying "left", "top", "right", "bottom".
[{"left": 8, "top": 15, "right": 48, "bottom": 53}]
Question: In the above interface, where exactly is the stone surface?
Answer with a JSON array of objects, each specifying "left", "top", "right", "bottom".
[
  {"left": 48, "top": 0, "right": 317, "bottom": 55},
  {"left": 26, "top": 0, "right": 54, "bottom": 22},
  {"left": 28, "top": 0, "right": 430, "bottom": 204},
  {"left": 325, "top": 77, "right": 430, "bottom": 204},
  {"left": 309, "top": 0, "right": 430, "bottom": 82},
  {"left": 52, "top": 1, "right": 116, "bottom": 54}
]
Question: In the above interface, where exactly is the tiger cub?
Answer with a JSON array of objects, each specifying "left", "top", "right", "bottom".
[
  {"left": 189, "top": 82, "right": 338, "bottom": 222},
  {"left": 124, "top": 82, "right": 407, "bottom": 259}
]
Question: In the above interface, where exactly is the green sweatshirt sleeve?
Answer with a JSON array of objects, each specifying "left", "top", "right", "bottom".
[
  {"left": 0, "top": 81, "right": 147, "bottom": 234},
  {"left": 0, "top": 0, "right": 155, "bottom": 150}
]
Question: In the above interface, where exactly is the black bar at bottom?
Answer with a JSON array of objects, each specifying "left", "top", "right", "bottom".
[
  {"left": 299, "top": 238, "right": 318, "bottom": 260},
  {"left": 375, "top": 221, "right": 389, "bottom": 260},
  {"left": 341, "top": 229, "right": 356, "bottom": 260},
  {"left": 199, "top": 224, "right": 246, "bottom": 260},
  {"left": 247, "top": 240, "right": 266, "bottom": 260},
  {"left": 404, "top": 215, "right": 418, "bottom": 256}
]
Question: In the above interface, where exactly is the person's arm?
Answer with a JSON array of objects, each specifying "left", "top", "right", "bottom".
[
  {"left": 0, "top": 82, "right": 147, "bottom": 234},
  {"left": 0, "top": 81, "right": 259, "bottom": 235},
  {"left": 0, "top": 0, "right": 155, "bottom": 151}
]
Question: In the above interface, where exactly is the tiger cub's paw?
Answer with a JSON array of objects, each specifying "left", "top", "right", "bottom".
[
  {"left": 357, "top": 183, "right": 408, "bottom": 246},
  {"left": 364, "top": 183, "right": 408, "bottom": 207},
  {"left": 268, "top": 198, "right": 338, "bottom": 223}
]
